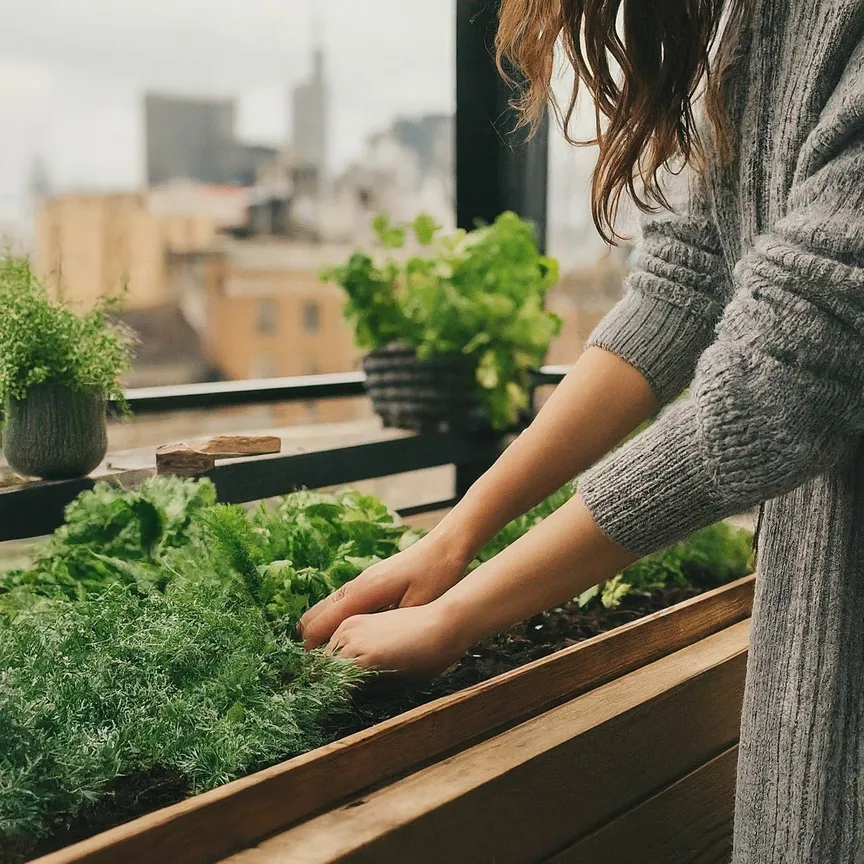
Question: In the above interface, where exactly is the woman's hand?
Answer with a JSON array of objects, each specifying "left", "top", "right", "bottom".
[
  {"left": 325, "top": 602, "right": 468, "bottom": 678},
  {"left": 299, "top": 533, "right": 471, "bottom": 651},
  {"left": 314, "top": 494, "right": 638, "bottom": 680}
]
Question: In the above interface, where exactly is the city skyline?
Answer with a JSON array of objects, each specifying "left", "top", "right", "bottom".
[
  {"left": 0, "top": 0, "right": 614, "bottom": 264},
  {"left": 0, "top": 0, "right": 455, "bottom": 228}
]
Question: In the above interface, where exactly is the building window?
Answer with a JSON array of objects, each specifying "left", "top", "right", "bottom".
[
  {"left": 303, "top": 300, "right": 320, "bottom": 333},
  {"left": 256, "top": 298, "right": 278, "bottom": 334}
]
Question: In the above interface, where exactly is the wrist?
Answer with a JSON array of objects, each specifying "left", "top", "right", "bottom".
[
  {"left": 430, "top": 581, "right": 486, "bottom": 655},
  {"left": 425, "top": 520, "right": 481, "bottom": 571}
]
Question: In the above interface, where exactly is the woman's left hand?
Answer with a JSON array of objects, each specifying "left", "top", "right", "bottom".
[{"left": 325, "top": 603, "right": 468, "bottom": 679}]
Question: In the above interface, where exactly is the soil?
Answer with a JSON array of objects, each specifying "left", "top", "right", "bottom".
[
  {"left": 331, "top": 584, "right": 704, "bottom": 738},
  {"left": 12, "top": 583, "right": 707, "bottom": 863}
]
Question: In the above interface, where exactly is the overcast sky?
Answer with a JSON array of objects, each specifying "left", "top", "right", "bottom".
[
  {"left": 0, "top": 0, "right": 610, "bottom": 261},
  {"left": 0, "top": 0, "right": 455, "bottom": 222}
]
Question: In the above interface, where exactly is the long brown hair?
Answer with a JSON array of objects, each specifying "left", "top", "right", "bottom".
[{"left": 496, "top": 0, "right": 751, "bottom": 242}]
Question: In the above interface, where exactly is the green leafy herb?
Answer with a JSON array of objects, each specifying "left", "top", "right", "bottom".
[
  {"left": 322, "top": 212, "right": 562, "bottom": 429},
  {"left": 0, "top": 477, "right": 216, "bottom": 610},
  {"left": 0, "top": 257, "right": 136, "bottom": 409},
  {"left": 0, "top": 572, "right": 363, "bottom": 857}
]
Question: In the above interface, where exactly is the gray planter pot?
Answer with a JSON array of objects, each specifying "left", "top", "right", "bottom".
[
  {"left": 3, "top": 383, "right": 108, "bottom": 480},
  {"left": 362, "top": 343, "right": 487, "bottom": 432}
]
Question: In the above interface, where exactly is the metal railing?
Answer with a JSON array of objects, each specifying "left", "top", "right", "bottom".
[
  {"left": 114, "top": 366, "right": 570, "bottom": 415},
  {"left": 0, "top": 367, "right": 569, "bottom": 543}
]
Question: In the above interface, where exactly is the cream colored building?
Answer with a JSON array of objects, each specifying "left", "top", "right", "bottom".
[{"left": 35, "top": 184, "right": 249, "bottom": 309}]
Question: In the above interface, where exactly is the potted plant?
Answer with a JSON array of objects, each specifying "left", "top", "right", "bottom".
[
  {"left": 0, "top": 258, "right": 135, "bottom": 480},
  {"left": 322, "top": 212, "right": 561, "bottom": 432}
]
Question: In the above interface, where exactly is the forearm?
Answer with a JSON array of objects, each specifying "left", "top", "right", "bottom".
[
  {"left": 435, "top": 492, "right": 636, "bottom": 649},
  {"left": 432, "top": 346, "right": 658, "bottom": 563}
]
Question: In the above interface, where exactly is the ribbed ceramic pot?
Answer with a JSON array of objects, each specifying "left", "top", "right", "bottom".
[
  {"left": 362, "top": 343, "right": 487, "bottom": 432},
  {"left": 3, "top": 383, "right": 108, "bottom": 480}
]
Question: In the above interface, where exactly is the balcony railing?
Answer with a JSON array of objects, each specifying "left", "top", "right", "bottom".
[{"left": 0, "top": 367, "right": 569, "bottom": 543}]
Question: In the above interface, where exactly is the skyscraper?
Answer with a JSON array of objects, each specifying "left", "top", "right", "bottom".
[
  {"left": 291, "top": 48, "right": 328, "bottom": 182},
  {"left": 145, "top": 94, "right": 238, "bottom": 187}
]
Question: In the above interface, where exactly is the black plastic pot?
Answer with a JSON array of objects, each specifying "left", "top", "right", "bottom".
[
  {"left": 3, "top": 383, "right": 108, "bottom": 480},
  {"left": 362, "top": 344, "right": 486, "bottom": 432}
]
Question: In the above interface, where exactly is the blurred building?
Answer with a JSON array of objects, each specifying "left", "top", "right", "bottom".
[
  {"left": 118, "top": 304, "right": 214, "bottom": 388},
  {"left": 308, "top": 113, "right": 454, "bottom": 245},
  {"left": 235, "top": 143, "right": 282, "bottom": 187},
  {"left": 390, "top": 113, "right": 453, "bottom": 180},
  {"left": 145, "top": 95, "right": 237, "bottom": 187},
  {"left": 168, "top": 237, "right": 367, "bottom": 424},
  {"left": 145, "top": 94, "right": 279, "bottom": 188},
  {"left": 291, "top": 48, "right": 328, "bottom": 186},
  {"left": 35, "top": 185, "right": 249, "bottom": 310}
]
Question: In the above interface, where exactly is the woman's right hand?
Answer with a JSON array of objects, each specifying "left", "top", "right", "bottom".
[{"left": 298, "top": 532, "right": 472, "bottom": 651}]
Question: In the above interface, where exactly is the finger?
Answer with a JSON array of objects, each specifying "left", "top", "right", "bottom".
[
  {"left": 301, "top": 584, "right": 362, "bottom": 650},
  {"left": 299, "top": 584, "right": 348, "bottom": 639},
  {"left": 323, "top": 623, "right": 347, "bottom": 656},
  {"left": 324, "top": 634, "right": 361, "bottom": 661},
  {"left": 300, "top": 576, "right": 401, "bottom": 650}
]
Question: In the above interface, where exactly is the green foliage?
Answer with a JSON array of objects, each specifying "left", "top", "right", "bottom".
[
  {"left": 0, "top": 475, "right": 752, "bottom": 856},
  {"left": 0, "top": 258, "right": 135, "bottom": 407},
  {"left": 321, "top": 212, "right": 562, "bottom": 429},
  {"left": 208, "top": 489, "right": 421, "bottom": 629},
  {"left": 577, "top": 521, "right": 753, "bottom": 610},
  {"left": 0, "top": 477, "right": 216, "bottom": 613},
  {"left": 0, "top": 570, "right": 363, "bottom": 855},
  {"left": 0, "top": 478, "right": 387, "bottom": 855}
]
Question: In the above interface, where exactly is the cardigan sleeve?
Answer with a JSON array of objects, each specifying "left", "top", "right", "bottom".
[
  {"left": 585, "top": 167, "right": 730, "bottom": 406},
  {"left": 580, "top": 110, "right": 864, "bottom": 556}
]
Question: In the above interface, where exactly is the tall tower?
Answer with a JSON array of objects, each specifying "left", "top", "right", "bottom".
[{"left": 291, "top": 8, "right": 328, "bottom": 183}]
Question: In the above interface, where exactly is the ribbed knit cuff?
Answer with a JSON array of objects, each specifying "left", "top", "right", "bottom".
[
  {"left": 579, "top": 402, "right": 730, "bottom": 557},
  {"left": 586, "top": 291, "right": 714, "bottom": 405}
]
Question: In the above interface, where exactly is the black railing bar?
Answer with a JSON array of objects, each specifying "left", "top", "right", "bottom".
[
  {"left": 396, "top": 498, "right": 459, "bottom": 519},
  {"left": 114, "top": 372, "right": 367, "bottom": 416},
  {"left": 205, "top": 431, "right": 503, "bottom": 509},
  {"left": 114, "top": 366, "right": 570, "bottom": 416}
]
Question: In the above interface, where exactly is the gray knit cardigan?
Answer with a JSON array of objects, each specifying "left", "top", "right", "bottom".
[{"left": 578, "top": 1, "right": 864, "bottom": 861}]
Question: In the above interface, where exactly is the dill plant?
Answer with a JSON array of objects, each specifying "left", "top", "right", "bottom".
[{"left": 0, "top": 568, "right": 363, "bottom": 858}]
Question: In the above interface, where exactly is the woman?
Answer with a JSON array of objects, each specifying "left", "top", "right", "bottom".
[{"left": 301, "top": 0, "right": 864, "bottom": 860}]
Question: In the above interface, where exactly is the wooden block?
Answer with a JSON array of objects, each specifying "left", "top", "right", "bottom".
[
  {"left": 34, "top": 578, "right": 754, "bottom": 864},
  {"left": 0, "top": 472, "right": 27, "bottom": 489},
  {"left": 155, "top": 436, "right": 281, "bottom": 478},
  {"left": 225, "top": 621, "right": 750, "bottom": 864},
  {"left": 182, "top": 436, "right": 282, "bottom": 458},
  {"left": 546, "top": 747, "right": 739, "bottom": 864},
  {"left": 155, "top": 446, "right": 216, "bottom": 478}
]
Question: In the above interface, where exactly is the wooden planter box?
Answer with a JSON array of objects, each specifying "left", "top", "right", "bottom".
[{"left": 34, "top": 575, "right": 754, "bottom": 864}]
